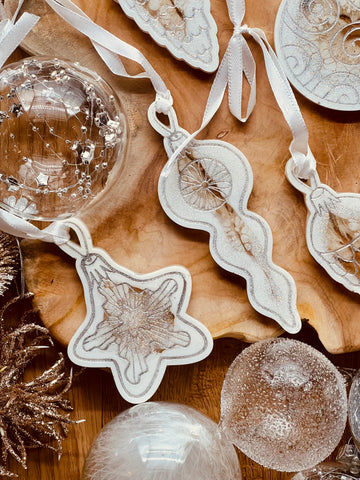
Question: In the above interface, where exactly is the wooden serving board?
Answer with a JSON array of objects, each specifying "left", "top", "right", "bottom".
[{"left": 5, "top": 0, "right": 360, "bottom": 354}]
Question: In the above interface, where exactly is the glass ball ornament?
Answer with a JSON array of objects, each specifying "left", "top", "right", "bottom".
[
  {"left": 349, "top": 369, "right": 360, "bottom": 450},
  {"left": 289, "top": 462, "right": 356, "bottom": 480},
  {"left": 82, "top": 402, "right": 241, "bottom": 480},
  {"left": 0, "top": 57, "right": 127, "bottom": 220},
  {"left": 219, "top": 338, "right": 347, "bottom": 472}
]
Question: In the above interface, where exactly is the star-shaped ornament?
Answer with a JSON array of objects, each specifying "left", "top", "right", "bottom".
[{"left": 55, "top": 218, "right": 213, "bottom": 403}]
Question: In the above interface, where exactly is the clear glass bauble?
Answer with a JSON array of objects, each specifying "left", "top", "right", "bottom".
[
  {"left": 82, "top": 402, "right": 241, "bottom": 480},
  {"left": 219, "top": 338, "right": 347, "bottom": 472},
  {"left": 0, "top": 57, "right": 127, "bottom": 220}
]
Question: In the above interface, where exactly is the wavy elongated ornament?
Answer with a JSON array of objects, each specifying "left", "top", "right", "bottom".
[
  {"left": 148, "top": 105, "right": 301, "bottom": 333},
  {"left": 286, "top": 159, "right": 360, "bottom": 294},
  {"left": 55, "top": 218, "right": 213, "bottom": 404},
  {"left": 112, "top": 0, "right": 219, "bottom": 72}
]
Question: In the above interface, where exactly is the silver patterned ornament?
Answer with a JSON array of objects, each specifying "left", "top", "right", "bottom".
[
  {"left": 112, "top": 0, "right": 219, "bottom": 72},
  {"left": 275, "top": 0, "right": 360, "bottom": 111},
  {"left": 286, "top": 159, "right": 360, "bottom": 294},
  {"left": 55, "top": 218, "right": 213, "bottom": 404},
  {"left": 148, "top": 104, "right": 301, "bottom": 334}
]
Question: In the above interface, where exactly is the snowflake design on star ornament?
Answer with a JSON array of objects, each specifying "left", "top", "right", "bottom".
[{"left": 55, "top": 218, "right": 213, "bottom": 404}]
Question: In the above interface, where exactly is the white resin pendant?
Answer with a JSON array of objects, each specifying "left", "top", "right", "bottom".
[
  {"left": 55, "top": 218, "right": 213, "bottom": 404},
  {"left": 275, "top": 0, "right": 360, "bottom": 111},
  {"left": 287, "top": 159, "right": 360, "bottom": 294},
  {"left": 112, "top": 0, "right": 219, "bottom": 72},
  {"left": 148, "top": 105, "right": 301, "bottom": 334}
]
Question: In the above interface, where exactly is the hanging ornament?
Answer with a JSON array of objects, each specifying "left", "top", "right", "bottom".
[
  {"left": 112, "top": 0, "right": 219, "bottom": 72},
  {"left": 274, "top": 0, "right": 360, "bottom": 111},
  {"left": 55, "top": 218, "right": 213, "bottom": 404},
  {"left": 0, "top": 294, "right": 76, "bottom": 478},
  {"left": 219, "top": 338, "right": 347, "bottom": 472},
  {"left": 148, "top": 105, "right": 301, "bottom": 334},
  {"left": 82, "top": 402, "right": 241, "bottom": 480},
  {"left": 0, "top": 56, "right": 127, "bottom": 221}
]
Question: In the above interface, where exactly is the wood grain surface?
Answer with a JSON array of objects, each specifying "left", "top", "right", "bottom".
[
  {"left": 2, "top": 306, "right": 359, "bottom": 480},
  {"left": 0, "top": 1, "right": 359, "bottom": 478},
  {"left": 4, "top": 0, "right": 360, "bottom": 353}
]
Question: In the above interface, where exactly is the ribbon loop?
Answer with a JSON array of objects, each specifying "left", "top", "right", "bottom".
[
  {"left": 155, "top": 91, "right": 173, "bottom": 115},
  {"left": 45, "top": 0, "right": 171, "bottom": 101}
]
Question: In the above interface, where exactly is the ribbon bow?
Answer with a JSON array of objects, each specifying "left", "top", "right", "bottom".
[
  {"left": 207, "top": 0, "right": 256, "bottom": 123},
  {"left": 202, "top": 0, "right": 316, "bottom": 179}
]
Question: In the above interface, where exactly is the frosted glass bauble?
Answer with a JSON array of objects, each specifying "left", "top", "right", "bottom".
[
  {"left": 220, "top": 338, "right": 347, "bottom": 472},
  {"left": 82, "top": 402, "right": 241, "bottom": 480},
  {"left": 349, "top": 369, "right": 360, "bottom": 450},
  {"left": 0, "top": 57, "right": 127, "bottom": 220}
]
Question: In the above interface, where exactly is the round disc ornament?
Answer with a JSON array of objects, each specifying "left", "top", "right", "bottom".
[
  {"left": 274, "top": 0, "right": 360, "bottom": 111},
  {"left": 82, "top": 402, "right": 241, "bottom": 480},
  {"left": 219, "top": 338, "right": 347, "bottom": 472},
  {"left": 0, "top": 57, "right": 127, "bottom": 220}
]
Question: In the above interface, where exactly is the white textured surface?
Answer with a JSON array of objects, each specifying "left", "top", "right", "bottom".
[
  {"left": 82, "top": 402, "right": 241, "bottom": 480},
  {"left": 220, "top": 338, "right": 347, "bottom": 472}
]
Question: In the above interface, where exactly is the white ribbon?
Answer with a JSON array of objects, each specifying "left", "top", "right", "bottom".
[
  {"left": 42, "top": 0, "right": 317, "bottom": 179},
  {"left": 197, "top": 0, "right": 316, "bottom": 179},
  {"left": 44, "top": 0, "right": 173, "bottom": 112},
  {"left": 207, "top": 0, "right": 256, "bottom": 123},
  {"left": 0, "top": 0, "right": 39, "bottom": 69}
]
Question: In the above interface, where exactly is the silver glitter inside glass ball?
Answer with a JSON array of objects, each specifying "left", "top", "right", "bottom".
[
  {"left": 219, "top": 338, "right": 347, "bottom": 472},
  {"left": 0, "top": 57, "right": 127, "bottom": 220},
  {"left": 82, "top": 402, "right": 241, "bottom": 480}
]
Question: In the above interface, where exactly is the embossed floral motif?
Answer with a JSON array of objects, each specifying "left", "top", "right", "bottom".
[
  {"left": 179, "top": 158, "right": 232, "bottom": 211},
  {"left": 82, "top": 278, "right": 190, "bottom": 384}
]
